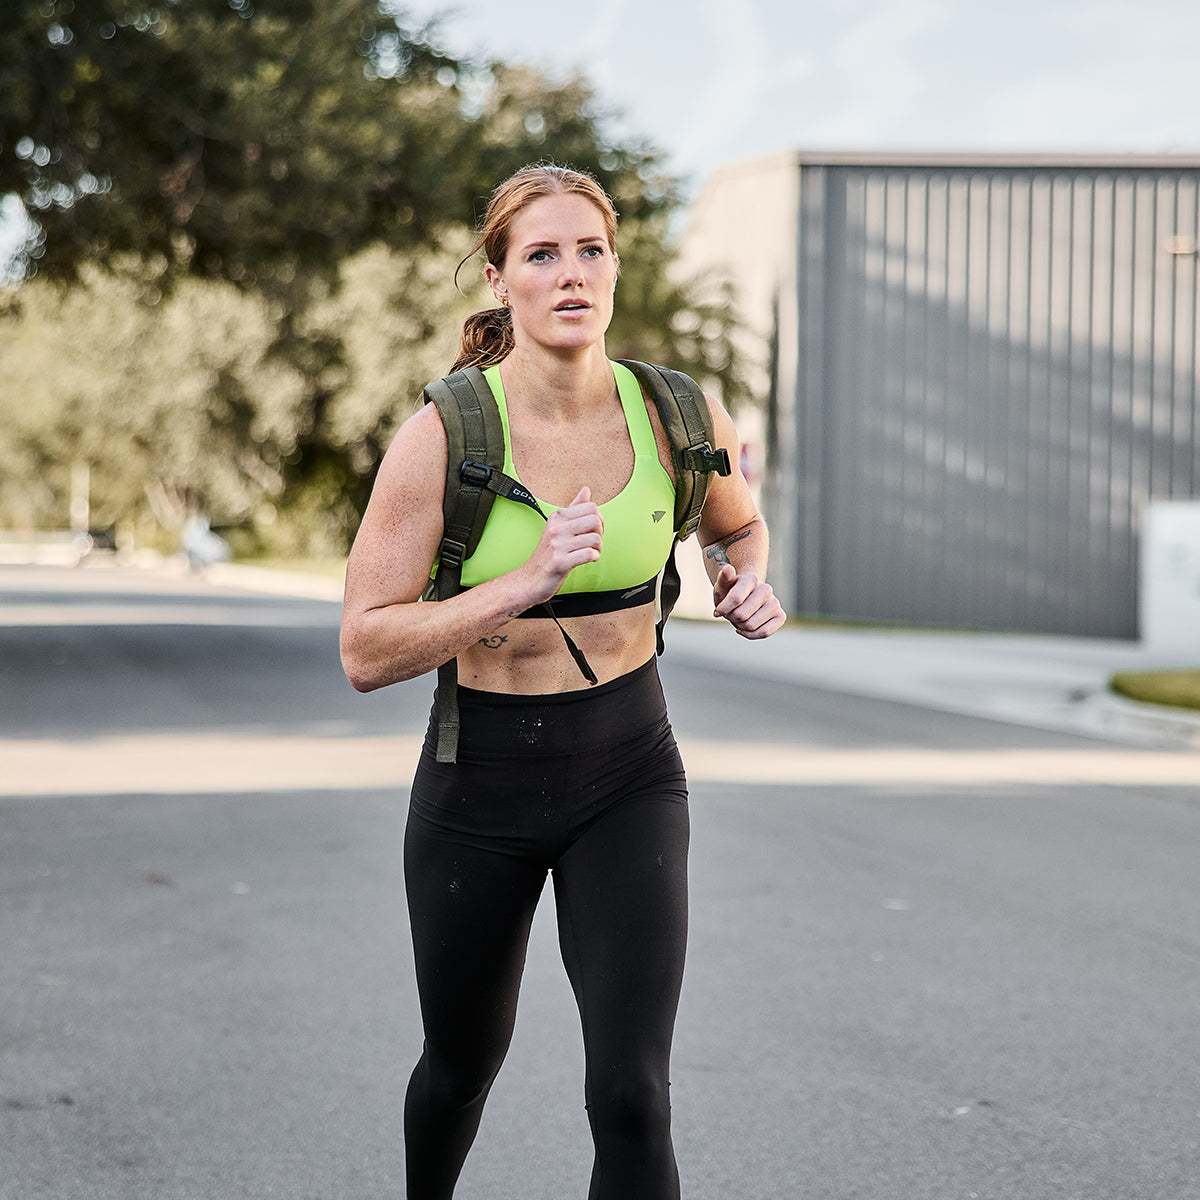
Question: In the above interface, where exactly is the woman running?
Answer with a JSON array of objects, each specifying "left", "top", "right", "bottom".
[{"left": 340, "top": 163, "right": 785, "bottom": 1199}]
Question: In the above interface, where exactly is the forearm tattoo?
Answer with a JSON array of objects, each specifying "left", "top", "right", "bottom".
[
  {"left": 477, "top": 634, "right": 508, "bottom": 650},
  {"left": 704, "top": 528, "right": 751, "bottom": 566}
]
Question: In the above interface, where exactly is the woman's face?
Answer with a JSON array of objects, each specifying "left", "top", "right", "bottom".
[{"left": 486, "top": 192, "right": 618, "bottom": 356}]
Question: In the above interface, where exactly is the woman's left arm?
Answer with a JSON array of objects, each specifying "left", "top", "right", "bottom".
[{"left": 695, "top": 394, "right": 787, "bottom": 639}]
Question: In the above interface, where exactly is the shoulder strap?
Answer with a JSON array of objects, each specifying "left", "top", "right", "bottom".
[
  {"left": 422, "top": 366, "right": 506, "bottom": 763},
  {"left": 423, "top": 367, "right": 506, "bottom": 579},
  {"left": 616, "top": 360, "right": 732, "bottom": 655},
  {"left": 616, "top": 359, "right": 731, "bottom": 540}
]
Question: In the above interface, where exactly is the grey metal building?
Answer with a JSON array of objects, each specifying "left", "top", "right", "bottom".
[{"left": 678, "top": 152, "right": 1200, "bottom": 638}]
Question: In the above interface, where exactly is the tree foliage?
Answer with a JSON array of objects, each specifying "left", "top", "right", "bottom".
[
  {"left": 3, "top": 0, "right": 458, "bottom": 284},
  {"left": 0, "top": 237, "right": 481, "bottom": 553},
  {"left": 0, "top": 1, "right": 670, "bottom": 288},
  {"left": 0, "top": 0, "right": 749, "bottom": 556}
]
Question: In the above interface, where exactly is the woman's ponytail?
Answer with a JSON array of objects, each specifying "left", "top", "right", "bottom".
[{"left": 451, "top": 306, "right": 515, "bottom": 373}]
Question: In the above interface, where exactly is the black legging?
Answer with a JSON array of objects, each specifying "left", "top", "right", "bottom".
[{"left": 403, "top": 658, "right": 690, "bottom": 1200}]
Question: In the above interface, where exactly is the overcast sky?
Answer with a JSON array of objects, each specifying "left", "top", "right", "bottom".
[{"left": 405, "top": 0, "right": 1200, "bottom": 194}]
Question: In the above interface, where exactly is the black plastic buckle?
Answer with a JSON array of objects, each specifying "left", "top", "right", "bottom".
[
  {"left": 439, "top": 537, "right": 467, "bottom": 570},
  {"left": 460, "top": 460, "right": 493, "bottom": 487},
  {"left": 682, "top": 443, "right": 732, "bottom": 476}
]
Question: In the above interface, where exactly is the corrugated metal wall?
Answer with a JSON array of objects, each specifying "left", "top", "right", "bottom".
[{"left": 790, "top": 160, "right": 1200, "bottom": 636}]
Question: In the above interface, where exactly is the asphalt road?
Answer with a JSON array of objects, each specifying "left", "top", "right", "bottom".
[{"left": 2, "top": 564, "right": 1198, "bottom": 1200}]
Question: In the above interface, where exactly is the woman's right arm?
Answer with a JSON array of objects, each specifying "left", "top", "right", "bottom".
[{"left": 339, "top": 405, "right": 602, "bottom": 692}]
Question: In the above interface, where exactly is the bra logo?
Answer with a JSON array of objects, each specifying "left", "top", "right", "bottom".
[{"left": 651, "top": 510, "right": 667, "bottom": 523}]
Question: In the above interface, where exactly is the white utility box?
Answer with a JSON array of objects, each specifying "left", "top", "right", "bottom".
[{"left": 1141, "top": 501, "right": 1200, "bottom": 653}]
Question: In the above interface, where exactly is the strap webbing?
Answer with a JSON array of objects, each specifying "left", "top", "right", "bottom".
[
  {"left": 616, "top": 359, "right": 731, "bottom": 655},
  {"left": 656, "top": 537, "right": 684, "bottom": 657},
  {"left": 423, "top": 368, "right": 504, "bottom": 763},
  {"left": 616, "top": 359, "right": 731, "bottom": 540}
]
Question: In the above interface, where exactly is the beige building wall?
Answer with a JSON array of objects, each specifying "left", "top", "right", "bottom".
[{"left": 671, "top": 152, "right": 802, "bottom": 618}]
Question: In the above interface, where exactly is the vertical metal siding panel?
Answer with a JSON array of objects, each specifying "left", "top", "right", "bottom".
[
  {"left": 1067, "top": 176, "right": 1097, "bottom": 633},
  {"left": 1132, "top": 175, "right": 1157, "bottom": 500},
  {"left": 912, "top": 168, "right": 937, "bottom": 623},
  {"left": 1088, "top": 174, "right": 1113, "bottom": 635},
  {"left": 980, "top": 174, "right": 1006, "bottom": 626},
  {"left": 818, "top": 169, "right": 848, "bottom": 615},
  {"left": 834, "top": 171, "right": 866, "bottom": 617},
  {"left": 795, "top": 165, "right": 828, "bottom": 615},
  {"left": 1107, "top": 177, "right": 1129, "bottom": 633},
  {"left": 965, "top": 175, "right": 993, "bottom": 624},
  {"left": 1142, "top": 177, "right": 1162, "bottom": 501},
  {"left": 943, "top": 174, "right": 969, "bottom": 623},
  {"left": 881, "top": 172, "right": 910, "bottom": 617},
  {"left": 1190, "top": 179, "right": 1200, "bottom": 497},
  {"left": 1155, "top": 178, "right": 1177, "bottom": 498},
  {"left": 1024, "top": 174, "right": 1050, "bottom": 628},
  {"left": 1166, "top": 178, "right": 1188, "bottom": 495},
  {"left": 1084, "top": 174, "right": 1111, "bottom": 634},
  {"left": 859, "top": 173, "right": 884, "bottom": 616},
  {"left": 1190, "top": 178, "right": 1200, "bottom": 498},
  {"left": 1153, "top": 177, "right": 1181, "bottom": 499},
  {"left": 923, "top": 173, "right": 948, "bottom": 622},
  {"left": 986, "top": 175, "right": 1016, "bottom": 627},
  {"left": 1126, "top": 177, "right": 1158, "bottom": 629},
  {"left": 1005, "top": 175, "right": 1032, "bottom": 627},
  {"left": 1046, "top": 175, "right": 1074, "bottom": 628},
  {"left": 1176, "top": 179, "right": 1200, "bottom": 495},
  {"left": 1097, "top": 174, "right": 1123, "bottom": 636},
  {"left": 859, "top": 173, "right": 888, "bottom": 615},
  {"left": 901, "top": 174, "right": 927, "bottom": 619}
]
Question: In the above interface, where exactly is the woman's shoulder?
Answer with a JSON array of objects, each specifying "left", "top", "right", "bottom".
[
  {"left": 373, "top": 402, "right": 448, "bottom": 500},
  {"left": 704, "top": 388, "right": 736, "bottom": 433},
  {"left": 394, "top": 400, "right": 448, "bottom": 453}
]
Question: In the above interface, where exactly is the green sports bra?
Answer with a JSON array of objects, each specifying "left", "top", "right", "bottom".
[{"left": 458, "top": 360, "right": 677, "bottom": 615}]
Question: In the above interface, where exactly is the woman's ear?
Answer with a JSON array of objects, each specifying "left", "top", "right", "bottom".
[{"left": 484, "top": 262, "right": 506, "bottom": 305}]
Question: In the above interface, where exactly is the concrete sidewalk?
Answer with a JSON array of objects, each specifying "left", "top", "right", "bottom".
[{"left": 665, "top": 619, "right": 1200, "bottom": 751}]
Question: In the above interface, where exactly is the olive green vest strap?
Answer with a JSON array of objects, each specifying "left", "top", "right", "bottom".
[
  {"left": 656, "top": 536, "right": 684, "bottom": 657},
  {"left": 423, "top": 367, "right": 505, "bottom": 763},
  {"left": 616, "top": 360, "right": 731, "bottom": 652}
]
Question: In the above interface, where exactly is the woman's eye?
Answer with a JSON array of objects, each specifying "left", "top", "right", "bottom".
[
  {"left": 582, "top": 245, "right": 604, "bottom": 258},
  {"left": 529, "top": 249, "right": 551, "bottom": 263}
]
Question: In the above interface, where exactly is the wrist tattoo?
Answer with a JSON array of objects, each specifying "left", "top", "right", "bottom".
[
  {"left": 478, "top": 634, "right": 508, "bottom": 650},
  {"left": 705, "top": 528, "right": 751, "bottom": 566}
]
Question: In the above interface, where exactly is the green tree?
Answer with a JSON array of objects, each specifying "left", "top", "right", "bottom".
[
  {"left": 0, "top": 4, "right": 673, "bottom": 286},
  {"left": 0, "top": 267, "right": 305, "bottom": 538},
  {"left": 0, "top": 2, "right": 749, "bottom": 554},
  {"left": 0, "top": 0, "right": 466, "bottom": 285}
]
